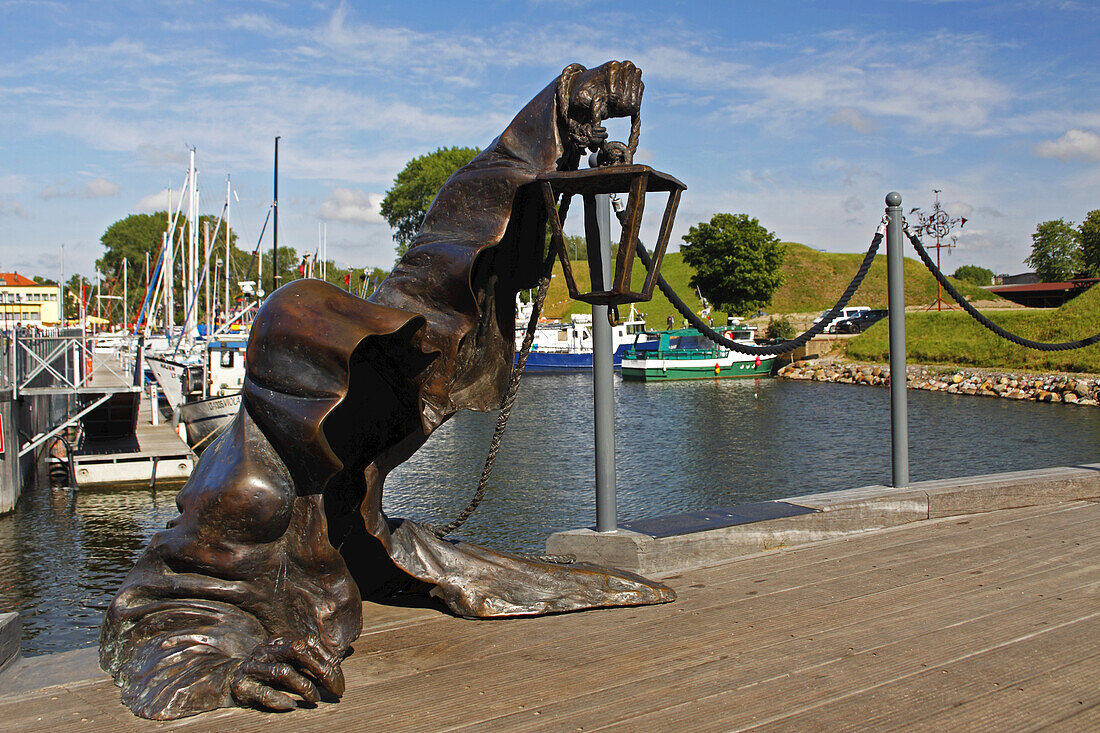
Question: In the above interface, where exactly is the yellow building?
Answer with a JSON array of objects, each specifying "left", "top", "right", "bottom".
[{"left": 0, "top": 272, "right": 61, "bottom": 327}]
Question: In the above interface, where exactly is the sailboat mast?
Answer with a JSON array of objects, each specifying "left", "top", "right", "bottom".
[
  {"left": 225, "top": 175, "right": 231, "bottom": 318},
  {"left": 272, "top": 135, "right": 279, "bottom": 294},
  {"left": 164, "top": 185, "right": 174, "bottom": 331},
  {"left": 187, "top": 148, "right": 198, "bottom": 342}
]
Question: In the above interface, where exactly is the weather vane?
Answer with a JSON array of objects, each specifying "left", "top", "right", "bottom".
[{"left": 910, "top": 189, "right": 967, "bottom": 311}]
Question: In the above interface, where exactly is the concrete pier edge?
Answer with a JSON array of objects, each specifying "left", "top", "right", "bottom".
[
  {"left": 3, "top": 463, "right": 1099, "bottom": 697},
  {"left": 546, "top": 463, "right": 1100, "bottom": 576}
]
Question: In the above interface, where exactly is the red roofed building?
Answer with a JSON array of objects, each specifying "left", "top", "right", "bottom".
[{"left": 0, "top": 272, "right": 62, "bottom": 326}]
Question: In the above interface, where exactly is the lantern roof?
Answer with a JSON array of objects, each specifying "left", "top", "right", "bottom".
[{"left": 537, "top": 165, "right": 686, "bottom": 196}]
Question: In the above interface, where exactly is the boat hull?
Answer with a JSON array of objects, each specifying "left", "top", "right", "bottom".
[
  {"left": 516, "top": 344, "right": 632, "bottom": 372},
  {"left": 621, "top": 356, "right": 776, "bottom": 381},
  {"left": 178, "top": 393, "right": 240, "bottom": 451}
]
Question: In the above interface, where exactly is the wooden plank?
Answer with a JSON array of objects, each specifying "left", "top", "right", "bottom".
[
  {"left": 905, "top": 648, "right": 1100, "bottom": 732},
  {"left": 1, "top": 502, "right": 1096, "bottom": 732},
  {"left": 728, "top": 620, "right": 1100, "bottom": 731},
  {"left": 450, "top": 577, "right": 1099, "bottom": 732},
  {"left": 338, "top": 539, "right": 1095, "bottom": 726}
]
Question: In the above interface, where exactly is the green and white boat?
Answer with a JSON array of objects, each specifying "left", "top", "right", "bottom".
[{"left": 621, "top": 324, "right": 776, "bottom": 382}]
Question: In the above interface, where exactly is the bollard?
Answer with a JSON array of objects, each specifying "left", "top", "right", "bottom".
[{"left": 885, "top": 192, "right": 910, "bottom": 488}]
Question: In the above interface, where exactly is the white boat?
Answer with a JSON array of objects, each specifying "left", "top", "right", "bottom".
[
  {"left": 146, "top": 335, "right": 246, "bottom": 451},
  {"left": 515, "top": 303, "right": 652, "bottom": 371}
]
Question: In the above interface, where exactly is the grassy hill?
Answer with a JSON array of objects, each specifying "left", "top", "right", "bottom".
[
  {"left": 846, "top": 282, "right": 1100, "bottom": 374},
  {"left": 539, "top": 242, "right": 996, "bottom": 326}
]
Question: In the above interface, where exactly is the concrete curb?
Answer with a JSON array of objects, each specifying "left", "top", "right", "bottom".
[
  {"left": 0, "top": 613, "right": 19, "bottom": 675},
  {"left": 546, "top": 463, "right": 1100, "bottom": 576}
]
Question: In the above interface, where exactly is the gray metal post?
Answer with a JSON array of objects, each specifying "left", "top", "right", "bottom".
[
  {"left": 588, "top": 155, "right": 618, "bottom": 531},
  {"left": 885, "top": 192, "right": 909, "bottom": 488}
]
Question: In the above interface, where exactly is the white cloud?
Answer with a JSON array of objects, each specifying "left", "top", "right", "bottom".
[
  {"left": 318, "top": 187, "right": 385, "bottom": 224},
  {"left": 828, "top": 107, "right": 875, "bottom": 134},
  {"left": 84, "top": 176, "right": 121, "bottom": 198},
  {"left": 1033, "top": 129, "right": 1100, "bottom": 162},
  {"left": 0, "top": 199, "right": 30, "bottom": 218},
  {"left": 135, "top": 187, "right": 174, "bottom": 212},
  {"left": 40, "top": 176, "right": 121, "bottom": 199}
]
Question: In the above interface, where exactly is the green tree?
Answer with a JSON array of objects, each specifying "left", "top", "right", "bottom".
[
  {"left": 1025, "top": 219, "right": 1079, "bottom": 282},
  {"left": 1078, "top": 210, "right": 1100, "bottom": 278},
  {"left": 952, "top": 265, "right": 994, "bottom": 286},
  {"left": 679, "top": 213, "right": 785, "bottom": 316},
  {"left": 98, "top": 212, "right": 251, "bottom": 325},
  {"left": 379, "top": 146, "right": 480, "bottom": 258}
]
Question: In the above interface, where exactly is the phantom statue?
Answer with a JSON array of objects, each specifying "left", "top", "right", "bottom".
[{"left": 101, "top": 60, "right": 674, "bottom": 720}]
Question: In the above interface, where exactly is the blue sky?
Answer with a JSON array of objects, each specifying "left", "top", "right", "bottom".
[{"left": 2, "top": 0, "right": 1099, "bottom": 283}]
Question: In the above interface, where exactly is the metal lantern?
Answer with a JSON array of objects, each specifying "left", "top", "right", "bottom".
[{"left": 538, "top": 164, "right": 686, "bottom": 306}]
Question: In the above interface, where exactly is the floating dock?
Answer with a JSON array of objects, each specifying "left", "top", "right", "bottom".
[{"left": 72, "top": 392, "right": 194, "bottom": 488}]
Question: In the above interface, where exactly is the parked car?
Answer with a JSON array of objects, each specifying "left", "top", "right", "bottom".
[
  {"left": 813, "top": 306, "right": 872, "bottom": 334},
  {"left": 834, "top": 309, "right": 888, "bottom": 334}
]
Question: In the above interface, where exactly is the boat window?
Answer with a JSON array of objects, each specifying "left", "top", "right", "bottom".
[
  {"left": 220, "top": 350, "right": 234, "bottom": 368},
  {"left": 670, "top": 335, "right": 710, "bottom": 350}
]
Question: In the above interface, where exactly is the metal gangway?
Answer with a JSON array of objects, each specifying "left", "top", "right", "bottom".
[{"left": 0, "top": 329, "right": 143, "bottom": 460}]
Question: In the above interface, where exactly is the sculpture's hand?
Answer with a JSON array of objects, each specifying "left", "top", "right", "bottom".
[
  {"left": 563, "top": 60, "right": 643, "bottom": 154},
  {"left": 230, "top": 636, "right": 346, "bottom": 712}
]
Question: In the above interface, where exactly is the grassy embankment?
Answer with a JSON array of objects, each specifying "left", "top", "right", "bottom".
[
  {"left": 540, "top": 242, "right": 993, "bottom": 325},
  {"left": 846, "top": 283, "right": 1100, "bottom": 375}
]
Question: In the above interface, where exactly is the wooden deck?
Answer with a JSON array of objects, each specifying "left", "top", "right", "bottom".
[{"left": 4, "top": 500, "right": 1097, "bottom": 731}]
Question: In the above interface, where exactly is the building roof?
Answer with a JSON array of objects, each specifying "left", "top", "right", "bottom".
[
  {"left": 987, "top": 278, "right": 1099, "bottom": 294},
  {"left": 986, "top": 278, "right": 1099, "bottom": 307},
  {"left": 0, "top": 272, "right": 37, "bottom": 286}
]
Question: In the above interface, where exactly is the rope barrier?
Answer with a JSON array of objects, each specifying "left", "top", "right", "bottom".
[
  {"left": 904, "top": 222, "right": 1100, "bottom": 352},
  {"left": 621, "top": 203, "right": 887, "bottom": 355}
]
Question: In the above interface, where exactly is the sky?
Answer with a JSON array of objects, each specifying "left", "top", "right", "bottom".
[{"left": 2, "top": 0, "right": 1099, "bottom": 284}]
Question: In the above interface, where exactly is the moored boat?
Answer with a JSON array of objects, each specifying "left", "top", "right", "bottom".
[
  {"left": 515, "top": 304, "right": 652, "bottom": 372},
  {"left": 621, "top": 323, "right": 775, "bottom": 381}
]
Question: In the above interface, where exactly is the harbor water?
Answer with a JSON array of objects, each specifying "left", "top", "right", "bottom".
[{"left": 2, "top": 374, "right": 1099, "bottom": 656}]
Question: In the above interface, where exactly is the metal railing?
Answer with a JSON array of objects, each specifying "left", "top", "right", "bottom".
[
  {"left": 1, "top": 329, "right": 144, "bottom": 459},
  {"left": 0, "top": 330, "right": 141, "bottom": 398}
]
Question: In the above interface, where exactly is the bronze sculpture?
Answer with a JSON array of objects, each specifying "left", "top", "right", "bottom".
[{"left": 100, "top": 61, "right": 674, "bottom": 720}]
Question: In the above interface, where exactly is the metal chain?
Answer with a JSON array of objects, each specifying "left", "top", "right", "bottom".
[
  {"left": 622, "top": 203, "right": 887, "bottom": 355},
  {"left": 428, "top": 196, "right": 577, "bottom": 564},
  {"left": 904, "top": 222, "right": 1100, "bottom": 352}
]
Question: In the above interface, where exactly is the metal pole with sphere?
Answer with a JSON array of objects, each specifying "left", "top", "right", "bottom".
[{"left": 885, "top": 192, "right": 910, "bottom": 488}]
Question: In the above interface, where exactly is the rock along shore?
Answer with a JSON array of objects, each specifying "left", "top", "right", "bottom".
[{"left": 777, "top": 361, "right": 1100, "bottom": 406}]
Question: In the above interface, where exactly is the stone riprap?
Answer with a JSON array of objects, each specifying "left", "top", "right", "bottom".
[{"left": 777, "top": 361, "right": 1100, "bottom": 406}]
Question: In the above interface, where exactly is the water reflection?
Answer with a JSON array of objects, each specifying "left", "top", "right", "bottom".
[
  {"left": 0, "top": 483, "right": 180, "bottom": 656},
  {"left": 2, "top": 375, "right": 1099, "bottom": 656}
]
